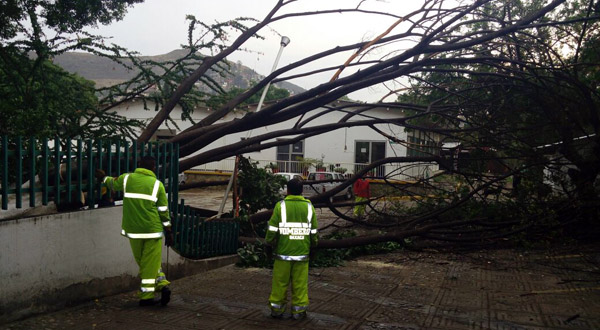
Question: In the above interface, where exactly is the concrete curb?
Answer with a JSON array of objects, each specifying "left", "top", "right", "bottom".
[{"left": 164, "top": 253, "right": 240, "bottom": 281}]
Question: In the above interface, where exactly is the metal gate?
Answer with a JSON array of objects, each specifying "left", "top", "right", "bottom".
[{"left": 173, "top": 200, "right": 239, "bottom": 259}]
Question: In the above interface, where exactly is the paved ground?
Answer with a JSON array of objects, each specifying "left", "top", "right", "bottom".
[
  {"left": 2, "top": 243, "right": 600, "bottom": 330},
  {"left": 3, "top": 188, "right": 600, "bottom": 329}
]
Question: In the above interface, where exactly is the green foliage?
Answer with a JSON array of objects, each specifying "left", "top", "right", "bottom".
[
  {"left": 334, "top": 167, "right": 347, "bottom": 174},
  {"left": 236, "top": 240, "right": 273, "bottom": 268},
  {"left": 297, "top": 157, "right": 318, "bottom": 172},
  {"left": 205, "top": 83, "right": 291, "bottom": 110},
  {"left": 236, "top": 230, "right": 405, "bottom": 269},
  {"left": 237, "top": 156, "right": 287, "bottom": 216},
  {"left": 381, "top": 180, "right": 567, "bottom": 247},
  {"left": 0, "top": 0, "right": 143, "bottom": 39},
  {"left": 395, "top": 0, "right": 600, "bottom": 208},
  {"left": 0, "top": 54, "right": 143, "bottom": 139},
  {"left": 1, "top": 0, "right": 265, "bottom": 140},
  {"left": 0, "top": 0, "right": 147, "bottom": 139},
  {"left": 234, "top": 156, "right": 285, "bottom": 238},
  {"left": 310, "top": 231, "right": 405, "bottom": 267},
  {"left": 309, "top": 231, "right": 357, "bottom": 267}
]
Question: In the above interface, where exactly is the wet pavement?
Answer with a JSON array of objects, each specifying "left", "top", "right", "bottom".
[
  {"left": 2, "top": 188, "right": 600, "bottom": 329},
  {"left": 3, "top": 245, "right": 600, "bottom": 329}
]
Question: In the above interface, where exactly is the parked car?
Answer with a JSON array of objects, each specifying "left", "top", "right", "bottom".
[
  {"left": 164, "top": 172, "right": 187, "bottom": 187},
  {"left": 303, "top": 172, "right": 353, "bottom": 200},
  {"left": 275, "top": 172, "right": 304, "bottom": 182},
  {"left": 274, "top": 172, "right": 304, "bottom": 197}
]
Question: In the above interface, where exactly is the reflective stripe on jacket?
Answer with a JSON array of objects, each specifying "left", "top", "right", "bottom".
[
  {"left": 104, "top": 168, "right": 170, "bottom": 238},
  {"left": 265, "top": 195, "right": 318, "bottom": 259}
]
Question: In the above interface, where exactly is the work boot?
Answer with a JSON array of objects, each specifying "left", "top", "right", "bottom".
[
  {"left": 160, "top": 286, "right": 171, "bottom": 306},
  {"left": 139, "top": 298, "right": 159, "bottom": 307},
  {"left": 270, "top": 310, "right": 284, "bottom": 319},
  {"left": 292, "top": 312, "right": 307, "bottom": 320}
]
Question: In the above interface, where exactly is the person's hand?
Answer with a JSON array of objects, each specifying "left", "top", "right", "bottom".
[
  {"left": 164, "top": 227, "right": 174, "bottom": 247},
  {"left": 95, "top": 169, "right": 106, "bottom": 180}
]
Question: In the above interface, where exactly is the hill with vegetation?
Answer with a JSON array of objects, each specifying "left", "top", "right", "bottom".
[{"left": 52, "top": 49, "right": 305, "bottom": 95}]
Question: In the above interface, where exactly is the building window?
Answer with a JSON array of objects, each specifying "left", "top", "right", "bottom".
[
  {"left": 276, "top": 140, "right": 304, "bottom": 173},
  {"left": 406, "top": 130, "right": 437, "bottom": 157},
  {"left": 153, "top": 129, "right": 176, "bottom": 141},
  {"left": 354, "top": 141, "right": 386, "bottom": 176}
]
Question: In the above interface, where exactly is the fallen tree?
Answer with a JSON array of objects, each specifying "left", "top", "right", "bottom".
[{"left": 151, "top": 0, "right": 599, "bottom": 248}]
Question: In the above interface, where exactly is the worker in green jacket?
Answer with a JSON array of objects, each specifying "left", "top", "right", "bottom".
[
  {"left": 97, "top": 156, "right": 173, "bottom": 307},
  {"left": 266, "top": 178, "right": 318, "bottom": 320}
]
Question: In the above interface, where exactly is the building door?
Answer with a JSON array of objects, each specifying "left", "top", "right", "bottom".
[
  {"left": 354, "top": 141, "right": 386, "bottom": 176},
  {"left": 276, "top": 140, "right": 304, "bottom": 173}
]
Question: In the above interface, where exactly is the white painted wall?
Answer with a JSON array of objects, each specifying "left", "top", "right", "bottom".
[
  {"left": 113, "top": 100, "right": 433, "bottom": 178},
  {"left": 0, "top": 207, "right": 237, "bottom": 323},
  {"left": 0, "top": 208, "right": 132, "bottom": 301}
]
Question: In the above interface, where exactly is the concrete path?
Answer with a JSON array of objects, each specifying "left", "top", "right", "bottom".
[{"left": 2, "top": 244, "right": 599, "bottom": 330}]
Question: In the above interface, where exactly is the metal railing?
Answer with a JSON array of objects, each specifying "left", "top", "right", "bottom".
[
  {"left": 1, "top": 135, "right": 239, "bottom": 259},
  {"left": 173, "top": 200, "right": 239, "bottom": 259},
  {"left": 191, "top": 158, "right": 438, "bottom": 180},
  {"left": 0, "top": 136, "right": 180, "bottom": 212},
  {"left": 189, "top": 158, "right": 236, "bottom": 173}
]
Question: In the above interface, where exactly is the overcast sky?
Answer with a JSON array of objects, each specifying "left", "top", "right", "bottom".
[{"left": 88, "top": 0, "right": 421, "bottom": 102}]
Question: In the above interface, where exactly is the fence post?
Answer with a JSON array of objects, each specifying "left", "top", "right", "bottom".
[
  {"left": 29, "top": 136, "right": 36, "bottom": 207},
  {"left": 175, "top": 199, "right": 185, "bottom": 253},
  {"left": 160, "top": 143, "right": 167, "bottom": 183},
  {"left": 87, "top": 139, "right": 95, "bottom": 208},
  {"left": 156, "top": 142, "right": 162, "bottom": 182},
  {"left": 42, "top": 138, "right": 48, "bottom": 206},
  {"left": 96, "top": 140, "right": 104, "bottom": 203},
  {"left": 191, "top": 211, "right": 198, "bottom": 258},
  {"left": 16, "top": 137, "right": 22, "bottom": 209},
  {"left": 115, "top": 140, "right": 122, "bottom": 200},
  {"left": 116, "top": 140, "right": 121, "bottom": 179},
  {"left": 1, "top": 136, "right": 8, "bottom": 210},
  {"left": 66, "top": 138, "right": 72, "bottom": 203},
  {"left": 124, "top": 140, "right": 130, "bottom": 173},
  {"left": 174, "top": 144, "right": 179, "bottom": 210},
  {"left": 201, "top": 219, "right": 207, "bottom": 258},
  {"left": 106, "top": 140, "right": 113, "bottom": 179},
  {"left": 183, "top": 204, "right": 191, "bottom": 256},
  {"left": 167, "top": 143, "right": 173, "bottom": 209},
  {"left": 132, "top": 140, "right": 138, "bottom": 172},
  {"left": 77, "top": 139, "right": 83, "bottom": 204},
  {"left": 54, "top": 137, "right": 61, "bottom": 207}
]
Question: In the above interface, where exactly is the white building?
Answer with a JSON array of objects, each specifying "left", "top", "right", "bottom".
[{"left": 113, "top": 99, "right": 438, "bottom": 180}]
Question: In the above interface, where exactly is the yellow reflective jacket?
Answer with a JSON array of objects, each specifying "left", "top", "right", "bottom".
[
  {"left": 104, "top": 168, "right": 170, "bottom": 239},
  {"left": 265, "top": 195, "right": 318, "bottom": 260}
]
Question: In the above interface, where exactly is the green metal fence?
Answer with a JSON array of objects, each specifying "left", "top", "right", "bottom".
[
  {"left": 0, "top": 136, "right": 180, "bottom": 211},
  {"left": 173, "top": 200, "right": 240, "bottom": 259},
  {"left": 1, "top": 135, "right": 239, "bottom": 259}
]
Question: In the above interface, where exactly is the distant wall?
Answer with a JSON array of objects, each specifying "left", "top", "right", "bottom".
[
  {"left": 0, "top": 207, "right": 238, "bottom": 324},
  {"left": 184, "top": 170, "right": 231, "bottom": 184}
]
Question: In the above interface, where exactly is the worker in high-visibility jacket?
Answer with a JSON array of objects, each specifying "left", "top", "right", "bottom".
[
  {"left": 265, "top": 178, "right": 318, "bottom": 320},
  {"left": 97, "top": 156, "right": 173, "bottom": 307}
]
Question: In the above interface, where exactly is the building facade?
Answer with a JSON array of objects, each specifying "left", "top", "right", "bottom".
[{"left": 113, "top": 99, "right": 438, "bottom": 180}]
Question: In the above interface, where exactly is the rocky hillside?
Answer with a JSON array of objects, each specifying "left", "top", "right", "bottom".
[{"left": 52, "top": 49, "right": 305, "bottom": 95}]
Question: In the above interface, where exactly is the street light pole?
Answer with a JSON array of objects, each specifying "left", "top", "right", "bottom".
[
  {"left": 255, "top": 36, "right": 291, "bottom": 112},
  {"left": 215, "top": 36, "right": 291, "bottom": 219}
]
